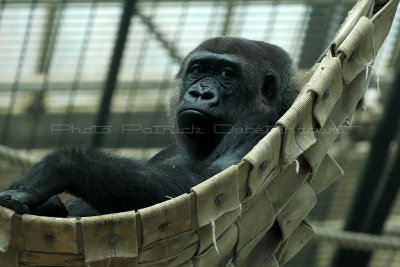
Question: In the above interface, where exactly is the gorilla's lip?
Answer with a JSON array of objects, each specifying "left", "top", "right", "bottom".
[
  {"left": 177, "top": 109, "right": 220, "bottom": 136},
  {"left": 178, "top": 108, "right": 216, "bottom": 120}
]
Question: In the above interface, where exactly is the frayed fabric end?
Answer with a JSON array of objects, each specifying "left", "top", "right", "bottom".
[
  {"left": 366, "top": 63, "right": 381, "bottom": 95},
  {"left": 211, "top": 220, "right": 220, "bottom": 255}
]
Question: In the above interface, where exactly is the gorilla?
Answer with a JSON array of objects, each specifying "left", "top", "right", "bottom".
[{"left": 0, "top": 37, "right": 298, "bottom": 217}]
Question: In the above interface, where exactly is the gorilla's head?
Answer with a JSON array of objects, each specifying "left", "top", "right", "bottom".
[{"left": 169, "top": 37, "right": 298, "bottom": 156}]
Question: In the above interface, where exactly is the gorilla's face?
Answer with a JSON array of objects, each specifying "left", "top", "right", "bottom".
[
  {"left": 177, "top": 52, "right": 243, "bottom": 140},
  {"left": 171, "top": 37, "right": 297, "bottom": 154}
]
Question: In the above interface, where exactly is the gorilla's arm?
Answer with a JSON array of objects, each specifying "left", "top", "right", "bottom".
[{"left": 0, "top": 148, "right": 200, "bottom": 214}]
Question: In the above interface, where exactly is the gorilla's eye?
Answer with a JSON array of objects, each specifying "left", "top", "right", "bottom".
[
  {"left": 220, "top": 67, "right": 235, "bottom": 78},
  {"left": 189, "top": 64, "right": 204, "bottom": 74}
]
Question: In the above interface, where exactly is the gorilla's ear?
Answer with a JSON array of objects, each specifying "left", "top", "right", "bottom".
[{"left": 262, "top": 73, "right": 277, "bottom": 100}]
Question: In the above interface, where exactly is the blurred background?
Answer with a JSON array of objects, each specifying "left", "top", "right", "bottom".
[{"left": 0, "top": 0, "right": 399, "bottom": 266}]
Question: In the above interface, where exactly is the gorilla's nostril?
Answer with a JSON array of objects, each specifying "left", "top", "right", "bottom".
[
  {"left": 201, "top": 91, "right": 215, "bottom": 100},
  {"left": 189, "top": 90, "right": 201, "bottom": 98}
]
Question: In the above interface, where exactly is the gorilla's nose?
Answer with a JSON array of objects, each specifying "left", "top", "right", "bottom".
[{"left": 184, "top": 84, "right": 219, "bottom": 105}]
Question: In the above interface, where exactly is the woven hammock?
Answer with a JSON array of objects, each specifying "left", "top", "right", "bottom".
[{"left": 0, "top": 0, "right": 398, "bottom": 266}]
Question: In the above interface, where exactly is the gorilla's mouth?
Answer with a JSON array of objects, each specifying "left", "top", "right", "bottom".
[{"left": 177, "top": 109, "right": 219, "bottom": 138}]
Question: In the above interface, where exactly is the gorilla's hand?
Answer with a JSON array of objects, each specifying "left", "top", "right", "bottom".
[
  {"left": 0, "top": 156, "right": 65, "bottom": 214},
  {"left": 0, "top": 189, "right": 40, "bottom": 214},
  {"left": 0, "top": 189, "right": 69, "bottom": 217}
]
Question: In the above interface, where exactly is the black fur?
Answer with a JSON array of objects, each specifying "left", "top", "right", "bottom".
[{"left": 0, "top": 37, "right": 297, "bottom": 217}]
